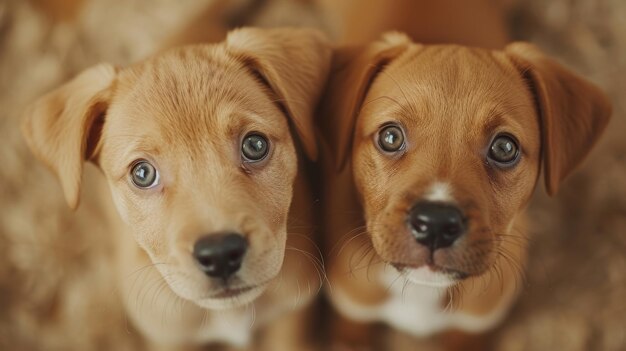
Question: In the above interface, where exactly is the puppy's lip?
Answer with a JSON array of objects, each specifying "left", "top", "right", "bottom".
[
  {"left": 392, "top": 262, "right": 470, "bottom": 281},
  {"left": 192, "top": 283, "right": 268, "bottom": 310},
  {"left": 433, "top": 266, "right": 470, "bottom": 280},
  {"left": 205, "top": 280, "right": 271, "bottom": 300},
  {"left": 209, "top": 285, "right": 257, "bottom": 299}
]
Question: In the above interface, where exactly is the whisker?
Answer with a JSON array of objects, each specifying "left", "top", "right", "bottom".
[
  {"left": 285, "top": 245, "right": 328, "bottom": 295},
  {"left": 329, "top": 226, "right": 368, "bottom": 258}
]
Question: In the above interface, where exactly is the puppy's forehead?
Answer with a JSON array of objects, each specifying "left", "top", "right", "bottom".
[
  {"left": 367, "top": 45, "right": 534, "bottom": 125},
  {"left": 111, "top": 45, "right": 286, "bottom": 146},
  {"left": 390, "top": 45, "right": 519, "bottom": 92}
]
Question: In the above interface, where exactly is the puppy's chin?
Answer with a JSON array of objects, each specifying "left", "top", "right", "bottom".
[
  {"left": 162, "top": 272, "right": 272, "bottom": 310},
  {"left": 193, "top": 284, "right": 267, "bottom": 310}
]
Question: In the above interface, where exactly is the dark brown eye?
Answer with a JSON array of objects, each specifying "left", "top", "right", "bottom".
[
  {"left": 378, "top": 124, "right": 405, "bottom": 152},
  {"left": 488, "top": 134, "right": 520, "bottom": 166},
  {"left": 242, "top": 133, "right": 269, "bottom": 162},
  {"left": 131, "top": 161, "right": 159, "bottom": 188}
]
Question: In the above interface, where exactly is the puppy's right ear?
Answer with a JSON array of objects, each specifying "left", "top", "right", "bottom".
[
  {"left": 21, "top": 64, "right": 117, "bottom": 209},
  {"left": 322, "top": 32, "right": 411, "bottom": 171},
  {"left": 505, "top": 43, "right": 612, "bottom": 195},
  {"left": 226, "top": 27, "right": 332, "bottom": 161}
]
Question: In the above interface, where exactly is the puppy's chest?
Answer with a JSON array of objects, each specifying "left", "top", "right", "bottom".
[
  {"left": 333, "top": 270, "right": 499, "bottom": 337},
  {"left": 195, "top": 309, "right": 254, "bottom": 347},
  {"left": 378, "top": 271, "right": 453, "bottom": 336}
]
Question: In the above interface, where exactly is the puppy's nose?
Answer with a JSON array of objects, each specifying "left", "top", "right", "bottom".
[
  {"left": 193, "top": 233, "right": 248, "bottom": 280},
  {"left": 408, "top": 202, "right": 466, "bottom": 250}
]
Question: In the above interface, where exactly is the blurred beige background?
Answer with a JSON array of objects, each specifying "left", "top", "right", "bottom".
[{"left": 0, "top": 0, "right": 624, "bottom": 350}]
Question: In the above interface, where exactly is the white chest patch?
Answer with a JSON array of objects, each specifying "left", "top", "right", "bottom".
[
  {"left": 193, "top": 308, "right": 254, "bottom": 347},
  {"left": 330, "top": 267, "right": 509, "bottom": 337},
  {"left": 380, "top": 269, "right": 451, "bottom": 336}
]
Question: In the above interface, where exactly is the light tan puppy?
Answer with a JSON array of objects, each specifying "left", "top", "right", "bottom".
[
  {"left": 23, "top": 27, "right": 329, "bottom": 350},
  {"left": 321, "top": 32, "right": 611, "bottom": 350}
]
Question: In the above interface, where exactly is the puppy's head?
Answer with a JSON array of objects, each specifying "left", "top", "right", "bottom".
[
  {"left": 22, "top": 28, "right": 330, "bottom": 309},
  {"left": 325, "top": 33, "right": 610, "bottom": 287}
]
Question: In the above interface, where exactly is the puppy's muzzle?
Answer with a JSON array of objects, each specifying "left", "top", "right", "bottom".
[
  {"left": 408, "top": 202, "right": 466, "bottom": 250},
  {"left": 193, "top": 232, "right": 248, "bottom": 281}
]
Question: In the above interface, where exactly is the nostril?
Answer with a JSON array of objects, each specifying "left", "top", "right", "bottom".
[
  {"left": 414, "top": 219, "right": 429, "bottom": 233},
  {"left": 197, "top": 256, "right": 215, "bottom": 268},
  {"left": 227, "top": 249, "right": 245, "bottom": 266},
  {"left": 443, "top": 223, "right": 461, "bottom": 235},
  {"left": 410, "top": 218, "right": 430, "bottom": 239},
  {"left": 441, "top": 224, "right": 463, "bottom": 244}
]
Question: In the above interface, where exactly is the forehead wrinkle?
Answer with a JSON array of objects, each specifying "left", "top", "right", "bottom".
[
  {"left": 482, "top": 113, "right": 507, "bottom": 138},
  {"left": 124, "top": 54, "right": 270, "bottom": 160},
  {"left": 117, "top": 138, "right": 162, "bottom": 163},
  {"left": 396, "top": 46, "right": 502, "bottom": 87},
  {"left": 361, "top": 94, "right": 415, "bottom": 124},
  {"left": 361, "top": 46, "right": 431, "bottom": 119},
  {"left": 411, "top": 51, "right": 521, "bottom": 121}
]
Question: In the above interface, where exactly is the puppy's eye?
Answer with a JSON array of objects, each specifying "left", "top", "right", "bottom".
[
  {"left": 488, "top": 134, "right": 520, "bottom": 166},
  {"left": 378, "top": 124, "right": 406, "bottom": 152},
  {"left": 241, "top": 133, "right": 269, "bottom": 162},
  {"left": 130, "top": 161, "right": 159, "bottom": 188}
]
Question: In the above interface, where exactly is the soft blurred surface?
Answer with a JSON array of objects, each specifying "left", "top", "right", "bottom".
[
  {"left": 0, "top": 0, "right": 624, "bottom": 349},
  {"left": 494, "top": 1, "right": 626, "bottom": 349}
]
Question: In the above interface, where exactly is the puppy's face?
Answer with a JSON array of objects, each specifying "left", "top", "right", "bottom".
[
  {"left": 23, "top": 28, "right": 330, "bottom": 309},
  {"left": 353, "top": 46, "right": 540, "bottom": 285},
  {"left": 325, "top": 34, "right": 610, "bottom": 288},
  {"left": 101, "top": 49, "right": 297, "bottom": 307}
]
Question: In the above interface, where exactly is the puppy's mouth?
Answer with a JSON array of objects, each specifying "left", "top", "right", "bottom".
[
  {"left": 208, "top": 285, "right": 259, "bottom": 299},
  {"left": 392, "top": 263, "right": 469, "bottom": 287},
  {"left": 192, "top": 282, "right": 268, "bottom": 309}
]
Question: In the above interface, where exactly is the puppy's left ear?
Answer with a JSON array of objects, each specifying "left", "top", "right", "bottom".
[
  {"left": 226, "top": 27, "right": 332, "bottom": 160},
  {"left": 321, "top": 32, "right": 411, "bottom": 171},
  {"left": 506, "top": 43, "right": 612, "bottom": 195},
  {"left": 21, "top": 64, "right": 117, "bottom": 209}
]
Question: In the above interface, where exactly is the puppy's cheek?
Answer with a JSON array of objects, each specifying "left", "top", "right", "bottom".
[
  {"left": 160, "top": 268, "right": 204, "bottom": 301},
  {"left": 108, "top": 187, "right": 167, "bottom": 255},
  {"left": 367, "top": 213, "right": 402, "bottom": 263},
  {"left": 247, "top": 249, "right": 284, "bottom": 283},
  {"left": 109, "top": 189, "right": 132, "bottom": 223},
  {"left": 353, "top": 144, "right": 385, "bottom": 192},
  {"left": 365, "top": 197, "right": 400, "bottom": 249},
  {"left": 241, "top": 228, "right": 286, "bottom": 284},
  {"left": 153, "top": 249, "right": 210, "bottom": 300},
  {"left": 108, "top": 187, "right": 152, "bottom": 224}
]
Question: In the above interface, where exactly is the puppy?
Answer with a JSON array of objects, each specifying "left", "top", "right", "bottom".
[
  {"left": 22, "top": 27, "right": 330, "bottom": 350},
  {"left": 320, "top": 32, "right": 611, "bottom": 350}
]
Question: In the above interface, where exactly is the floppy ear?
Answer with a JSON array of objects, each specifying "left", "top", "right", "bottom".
[
  {"left": 21, "top": 64, "right": 117, "bottom": 209},
  {"left": 321, "top": 32, "right": 411, "bottom": 171},
  {"left": 226, "top": 27, "right": 332, "bottom": 160},
  {"left": 505, "top": 43, "right": 612, "bottom": 195}
]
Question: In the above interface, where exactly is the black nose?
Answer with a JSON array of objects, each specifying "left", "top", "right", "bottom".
[
  {"left": 408, "top": 202, "right": 466, "bottom": 250},
  {"left": 193, "top": 233, "right": 248, "bottom": 280}
]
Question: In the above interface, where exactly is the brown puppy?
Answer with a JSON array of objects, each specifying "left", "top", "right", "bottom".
[
  {"left": 22, "top": 27, "right": 329, "bottom": 350},
  {"left": 320, "top": 32, "right": 611, "bottom": 350}
]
